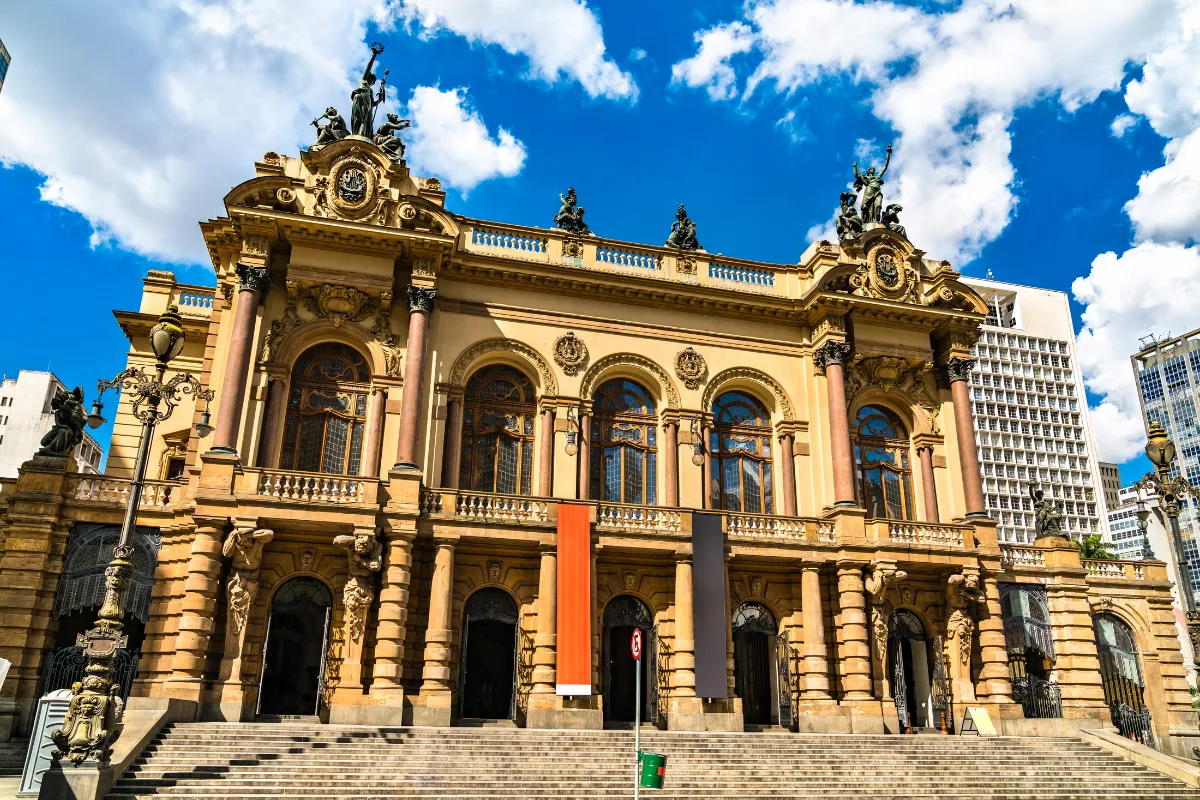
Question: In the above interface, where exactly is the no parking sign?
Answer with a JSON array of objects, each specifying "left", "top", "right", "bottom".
[{"left": 630, "top": 628, "right": 642, "bottom": 660}]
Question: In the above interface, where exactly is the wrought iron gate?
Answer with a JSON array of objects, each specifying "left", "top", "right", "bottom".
[
  {"left": 646, "top": 628, "right": 659, "bottom": 726},
  {"left": 929, "top": 636, "right": 953, "bottom": 733},
  {"left": 1098, "top": 651, "right": 1154, "bottom": 745},
  {"left": 776, "top": 630, "right": 794, "bottom": 728},
  {"left": 1011, "top": 674, "right": 1063, "bottom": 720},
  {"left": 888, "top": 635, "right": 909, "bottom": 730},
  {"left": 41, "top": 646, "right": 140, "bottom": 699}
]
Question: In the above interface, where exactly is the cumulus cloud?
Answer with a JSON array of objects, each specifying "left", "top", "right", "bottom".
[
  {"left": 1111, "top": 114, "right": 1139, "bottom": 138},
  {"left": 398, "top": 0, "right": 636, "bottom": 101},
  {"left": 405, "top": 86, "right": 526, "bottom": 192},
  {"left": 671, "top": 22, "right": 756, "bottom": 101},
  {"left": 1072, "top": 243, "right": 1200, "bottom": 461},
  {"left": 670, "top": 0, "right": 1175, "bottom": 265},
  {"left": 0, "top": 1, "right": 532, "bottom": 266}
]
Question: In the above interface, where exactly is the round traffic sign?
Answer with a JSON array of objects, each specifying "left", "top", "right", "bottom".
[{"left": 631, "top": 628, "right": 643, "bottom": 660}]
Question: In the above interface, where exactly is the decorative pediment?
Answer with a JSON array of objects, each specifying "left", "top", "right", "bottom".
[
  {"left": 845, "top": 353, "right": 941, "bottom": 434},
  {"left": 225, "top": 176, "right": 301, "bottom": 213},
  {"left": 309, "top": 144, "right": 395, "bottom": 225}
]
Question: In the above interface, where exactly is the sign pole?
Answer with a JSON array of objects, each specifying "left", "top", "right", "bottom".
[{"left": 633, "top": 628, "right": 642, "bottom": 800}]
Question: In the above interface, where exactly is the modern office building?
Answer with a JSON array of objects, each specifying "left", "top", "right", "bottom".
[
  {"left": 1098, "top": 461, "right": 1121, "bottom": 513},
  {"left": 0, "top": 370, "right": 102, "bottom": 478},
  {"left": 1132, "top": 326, "right": 1200, "bottom": 602},
  {"left": 960, "top": 276, "right": 1110, "bottom": 545},
  {"left": 0, "top": 39, "right": 10, "bottom": 95}
]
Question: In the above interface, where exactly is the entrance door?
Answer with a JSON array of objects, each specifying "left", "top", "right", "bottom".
[
  {"left": 1093, "top": 613, "right": 1154, "bottom": 745},
  {"left": 887, "top": 609, "right": 934, "bottom": 731},
  {"left": 258, "top": 577, "right": 333, "bottom": 716},
  {"left": 459, "top": 588, "right": 519, "bottom": 720},
  {"left": 602, "top": 595, "right": 652, "bottom": 724},
  {"left": 732, "top": 602, "right": 776, "bottom": 725}
]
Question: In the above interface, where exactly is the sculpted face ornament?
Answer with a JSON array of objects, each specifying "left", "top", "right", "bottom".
[{"left": 337, "top": 167, "right": 368, "bottom": 203}]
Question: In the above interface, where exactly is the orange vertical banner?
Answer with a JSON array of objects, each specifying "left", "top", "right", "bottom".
[{"left": 556, "top": 502, "right": 592, "bottom": 695}]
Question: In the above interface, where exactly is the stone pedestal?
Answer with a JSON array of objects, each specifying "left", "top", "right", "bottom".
[{"left": 38, "top": 762, "right": 114, "bottom": 800}]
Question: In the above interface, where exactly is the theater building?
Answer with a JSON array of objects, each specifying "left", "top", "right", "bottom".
[{"left": 0, "top": 135, "right": 1193, "bottom": 746}]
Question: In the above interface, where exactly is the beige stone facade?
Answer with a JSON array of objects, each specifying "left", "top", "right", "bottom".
[{"left": 0, "top": 138, "right": 1193, "bottom": 747}]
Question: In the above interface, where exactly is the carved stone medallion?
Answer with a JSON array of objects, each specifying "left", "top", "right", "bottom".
[
  {"left": 675, "top": 346, "right": 706, "bottom": 390},
  {"left": 553, "top": 331, "right": 589, "bottom": 376},
  {"left": 315, "top": 149, "right": 387, "bottom": 222},
  {"left": 304, "top": 284, "right": 375, "bottom": 328},
  {"left": 624, "top": 571, "right": 636, "bottom": 589},
  {"left": 750, "top": 577, "right": 763, "bottom": 597},
  {"left": 337, "top": 167, "right": 368, "bottom": 203},
  {"left": 850, "top": 246, "right": 919, "bottom": 303}
]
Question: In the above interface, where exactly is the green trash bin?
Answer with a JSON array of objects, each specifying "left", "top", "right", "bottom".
[{"left": 639, "top": 751, "right": 666, "bottom": 789}]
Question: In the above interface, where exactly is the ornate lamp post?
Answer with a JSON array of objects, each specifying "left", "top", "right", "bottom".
[
  {"left": 1134, "top": 421, "right": 1200, "bottom": 660},
  {"left": 51, "top": 305, "right": 214, "bottom": 766}
]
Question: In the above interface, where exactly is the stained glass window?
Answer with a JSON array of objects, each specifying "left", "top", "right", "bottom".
[
  {"left": 710, "top": 391, "right": 774, "bottom": 514},
  {"left": 459, "top": 365, "right": 536, "bottom": 495},
  {"left": 590, "top": 379, "right": 657, "bottom": 505},
  {"left": 852, "top": 405, "right": 914, "bottom": 520},
  {"left": 279, "top": 343, "right": 370, "bottom": 475}
]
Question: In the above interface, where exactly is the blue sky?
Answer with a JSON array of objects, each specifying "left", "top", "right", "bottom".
[{"left": 3, "top": 0, "right": 1200, "bottom": 485}]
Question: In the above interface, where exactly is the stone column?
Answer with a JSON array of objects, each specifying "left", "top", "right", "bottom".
[
  {"left": 256, "top": 376, "right": 286, "bottom": 467},
  {"left": 671, "top": 553, "right": 697, "bottom": 699},
  {"left": 577, "top": 413, "right": 591, "bottom": 500},
  {"left": 944, "top": 357, "right": 985, "bottom": 516},
  {"left": 538, "top": 406, "right": 556, "bottom": 496},
  {"left": 530, "top": 546, "right": 557, "bottom": 694},
  {"left": 369, "top": 530, "right": 415, "bottom": 702},
  {"left": 974, "top": 573, "right": 1013, "bottom": 704},
  {"left": 216, "top": 527, "right": 273, "bottom": 720},
  {"left": 416, "top": 537, "right": 456, "bottom": 726},
  {"left": 816, "top": 341, "right": 855, "bottom": 505},
  {"left": 332, "top": 528, "right": 382, "bottom": 702},
  {"left": 864, "top": 562, "right": 905, "bottom": 703},
  {"left": 835, "top": 562, "right": 872, "bottom": 700},
  {"left": 440, "top": 395, "right": 464, "bottom": 489},
  {"left": 778, "top": 432, "right": 797, "bottom": 516},
  {"left": 701, "top": 425, "right": 713, "bottom": 509},
  {"left": 212, "top": 264, "right": 269, "bottom": 455},
  {"left": 800, "top": 566, "right": 830, "bottom": 699},
  {"left": 917, "top": 444, "right": 940, "bottom": 523},
  {"left": 361, "top": 386, "right": 387, "bottom": 479},
  {"left": 662, "top": 420, "right": 679, "bottom": 507},
  {"left": 166, "top": 520, "right": 229, "bottom": 703},
  {"left": 395, "top": 286, "right": 436, "bottom": 470}
]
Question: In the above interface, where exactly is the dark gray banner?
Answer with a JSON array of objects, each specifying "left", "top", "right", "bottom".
[{"left": 692, "top": 512, "right": 728, "bottom": 698}]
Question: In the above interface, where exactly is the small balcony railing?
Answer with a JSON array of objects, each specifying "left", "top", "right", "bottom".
[
  {"left": 886, "top": 521, "right": 966, "bottom": 548},
  {"left": 420, "top": 489, "right": 553, "bottom": 524},
  {"left": 250, "top": 468, "right": 376, "bottom": 505},
  {"left": 71, "top": 477, "right": 177, "bottom": 509}
]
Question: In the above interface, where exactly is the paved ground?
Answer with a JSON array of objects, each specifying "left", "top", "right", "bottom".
[{"left": 0, "top": 776, "right": 21, "bottom": 799}]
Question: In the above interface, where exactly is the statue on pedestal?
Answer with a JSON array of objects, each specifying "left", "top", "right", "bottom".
[
  {"left": 553, "top": 187, "right": 590, "bottom": 235},
  {"left": 312, "top": 107, "right": 349, "bottom": 146},
  {"left": 37, "top": 387, "right": 86, "bottom": 458},
  {"left": 350, "top": 42, "right": 387, "bottom": 138},
  {"left": 373, "top": 113, "right": 411, "bottom": 163},
  {"left": 665, "top": 204, "right": 701, "bottom": 250},
  {"left": 836, "top": 191, "right": 863, "bottom": 241},
  {"left": 1030, "top": 484, "right": 1066, "bottom": 539},
  {"left": 853, "top": 144, "right": 892, "bottom": 223}
]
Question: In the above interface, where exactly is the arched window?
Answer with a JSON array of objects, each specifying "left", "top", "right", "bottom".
[
  {"left": 279, "top": 343, "right": 370, "bottom": 475},
  {"left": 710, "top": 391, "right": 774, "bottom": 514},
  {"left": 853, "top": 404, "right": 915, "bottom": 520},
  {"left": 458, "top": 365, "right": 536, "bottom": 495},
  {"left": 591, "top": 379, "right": 657, "bottom": 505}
]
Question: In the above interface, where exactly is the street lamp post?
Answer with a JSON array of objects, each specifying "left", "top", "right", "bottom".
[
  {"left": 50, "top": 305, "right": 214, "bottom": 766},
  {"left": 1134, "top": 421, "right": 1200, "bottom": 662}
]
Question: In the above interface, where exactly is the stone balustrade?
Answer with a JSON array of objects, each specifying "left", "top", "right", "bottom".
[
  {"left": 469, "top": 225, "right": 549, "bottom": 261},
  {"left": 256, "top": 470, "right": 369, "bottom": 504},
  {"left": 72, "top": 477, "right": 176, "bottom": 508},
  {"left": 886, "top": 521, "right": 966, "bottom": 548},
  {"left": 726, "top": 512, "right": 809, "bottom": 541},
  {"left": 455, "top": 492, "right": 551, "bottom": 523},
  {"left": 999, "top": 544, "right": 1047, "bottom": 567},
  {"left": 1083, "top": 558, "right": 1149, "bottom": 580},
  {"left": 815, "top": 520, "right": 837, "bottom": 543},
  {"left": 595, "top": 243, "right": 662, "bottom": 271},
  {"left": 596, "top": 503, "right": 682, "bottom": 533},
  {"left": 170, "top": 285, "right": 215, "bottom": 318}
]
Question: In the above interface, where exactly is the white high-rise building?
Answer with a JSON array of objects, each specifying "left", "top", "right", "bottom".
[
  {"left": 960, "top": 276, "right": 1110, "bottom": 545},
  {"left": 0, "top": 371, "right": 102, "bottom": 478},
  {"left": 1132, "top": 326, "right": 1200, "bottom": 601}
]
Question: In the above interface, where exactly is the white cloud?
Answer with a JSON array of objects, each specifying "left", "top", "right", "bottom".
[
  {"left": 1125, "top": 128, "right": 1200, "bottom": 244},
  {"left": 1072, "top": 242, "right": 1200, "bottom": 461},
  {"left": 1111, "top": 114, "right": 1139, "bottom": 138},
  {"left": 671, "top": 22, "right": 756, "bottom": 101},
  {"left": 775, "top": 110, "right": 809, "bottom": 144},
  {"left": 398, "top": 0, "right": 636, "bottom": 101},
  {"left": 405, "top": 86, "right": 526, "bottom": 193},
  {"left": 0, "top": 0, "right": 528, "bottom": 266},
  {"left": 670, "top": 0, "right": 1176, "bottom": 265}
]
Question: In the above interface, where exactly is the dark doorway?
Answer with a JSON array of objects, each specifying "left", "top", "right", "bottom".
[
  {"left": 258, "top": 577, "right": 332, "bottom": 717},
  {"left": 602, "top": 595, "right": 652, "bottom": 725},
  {"left": 459, "top": 588, "right": 518, "bottom": 720},
  {"left": 732, "top": 602, "right": 776, "bottom": 725},
  {"left": 887, "top": 609, "right": 935, "bottom": 731}
]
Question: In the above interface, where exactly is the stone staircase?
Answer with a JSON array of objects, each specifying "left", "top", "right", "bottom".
[
  {"left": 0, "top": 738, "right": 29, "bottom": 777},
  {"left": 108, "top": 722, "right": 1199, "bottom": 799}
]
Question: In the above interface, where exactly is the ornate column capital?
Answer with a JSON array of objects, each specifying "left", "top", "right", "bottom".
[
  {"left": 814, "top": 340, "right": 853, "bottom": 374},
  {"left": 407, "top": 285, "right": 437, "bottom": 314},
  {"left": 939, "top": 357, "right": 976, "bottom": 384},
  {"left": 234, "top": 263, "right": 271, "bottom": 295}
]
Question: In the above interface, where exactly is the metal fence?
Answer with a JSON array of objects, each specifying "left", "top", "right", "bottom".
[
  {"left": 39, "top": 645, "right": 141, "bottom": 699},
  {"left": 1011, "top": 674, "right": 1063, "bottom": 719}
]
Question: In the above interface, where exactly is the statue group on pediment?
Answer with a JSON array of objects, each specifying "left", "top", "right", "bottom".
[
  {"left": 554, "top": 187, "right": 591, "bottom": 235},
  {"left": 837, "top": 143, "right": 906, "bottom": 242},
  {"left": 310, "top": 43, "right": 410, "bottom": 164}
]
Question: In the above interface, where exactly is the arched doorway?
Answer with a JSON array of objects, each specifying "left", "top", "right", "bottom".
[
  {"left": 602, "top": 595, "right": 652, "bottom": 725},
  {"left": 459, "top": 588, "right": 519, "bottom": 721},
  {"left": 887, "top": 609, "right": 941, "bottom": 732},
  {"left": 258, "top": 577, "right": 333, "bottom": 717},
  {"left": 732, "top": 602, "right": 776, "bottom": 725},
  {"left": 1093, "top": 613, "right": 1154, "bottom": 744}
]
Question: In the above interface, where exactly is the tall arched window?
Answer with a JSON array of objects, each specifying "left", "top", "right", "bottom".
[
  {"left": 279, "top": 343, "right": 370, "bottom": 475},
  {"left": 853, "top": 404, "right": 914, "bottom": 520},
  {"left": 710, "top": 391, "right": 774, "bottom": 514},
  {"left": 591, "top": 379, "right": 657, "bottom": 505},
  {"left": 458, "top": 365, "right": 536, "bottom": 495}
]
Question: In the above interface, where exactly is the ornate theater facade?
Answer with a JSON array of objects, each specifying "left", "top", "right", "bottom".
[{"left": 0, "top": 132, "right": 1194, "bottom": 746}]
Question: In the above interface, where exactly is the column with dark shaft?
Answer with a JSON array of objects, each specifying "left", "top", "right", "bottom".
[
  {"left": 361, "top": 386, "right": 387, "bottom": 478},
  {"left": 917, "top": 444, "right": 940, "bottom": 523},
  {"left": 440, "top": 393, "right": 464, "bottom": 488},
  {"left": 211, "top": 264, "right": 269, "bottom": 454},
  {"left": 395, "top": 286, "right": 436, "bottom": 470},
  {"left": 538, "top": 405, "right": 556, "bottom": 495},
  {"left": 778, "top": 431, "right": 797, "bottom": 516},
  {"left": 577, "top": 412, "right": 591, "bottom": 500},
  {"left": 701, "top": 424, "right": 713, "bottom": 509},
  {"left": 944, "top": 357, "right": 985, "bottom": 516},
  {"left": 663, "top": 420, "right": 679, "bottom": 506},
  {"left": 815, "top": 341, "right": 855, "bottom": 505},
  {"left": 256, "top": 376, "right": 286, "bottom": 467}
]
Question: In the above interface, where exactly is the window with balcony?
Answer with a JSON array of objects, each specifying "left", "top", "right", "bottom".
[
  {"left": 852, "top": 405, "right": 915, "bottom": 520},
  {"left": 458, "top": 365, "right": 536, "bottom": 495},
  {"left": 710, "top": 391, "right": 774, "bottom": 514},
  {"left": 279, "top": 342, "right": 370, "bottom": 475},
  {"left": 591, "top": 379, "right": 657, "bottom": 505}
]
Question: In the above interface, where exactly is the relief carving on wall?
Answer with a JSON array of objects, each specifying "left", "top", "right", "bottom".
[
  {"left": 945, "top": 571, "right": 986, "bottom": 665},
  {"left": 674, "top": 346, "right": 707, "bottom": 391},
  {"left": 305, "top": 284, "right": 375, "bottom": 328},
  {"left": 313, "top": 149, "right": 390, "bottom": 224},
  {"left": 222, "top": 527, "right": 274, "bottom": 642},
  {"left": 553, "top": 332, "right": 589, "bottom": 377},
  {"left": 865, "top": 562, "right": 907, "bottom": 671},
  {"left": 850, "top": 246, "right": 920, "bottom": 304},
  {"left": 845, "top": 354, "right": 940, "bottom": 434},
  {"left": 332, "top": 531, "right": 383, "bottom": 642}
]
